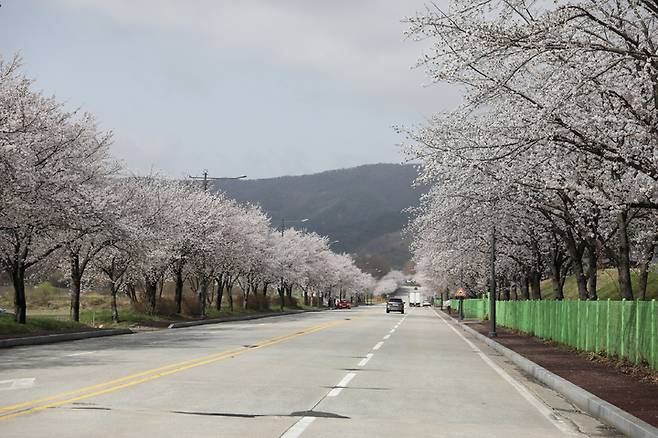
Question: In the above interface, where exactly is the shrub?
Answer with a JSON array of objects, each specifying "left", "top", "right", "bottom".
[
  {"left": 156, "top": 297, "right": 178, "bottom": 316},
  {"left": 246, "top": 294, "right": 270, "bottom": 311},
  {"left": 182, "top": 293, "right": 201, "bottom": 316},
  {"left": 82, "top": 294, "right": 107, "bottom": 308},
  {"left": 30, "top": 282, "right": 57, "bottom": 307}
]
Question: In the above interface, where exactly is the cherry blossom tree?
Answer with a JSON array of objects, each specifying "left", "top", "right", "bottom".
[
  {"left": 0, "top": 56, "right": 116, "bottom": 323},
  {"left": 404, "top": 0, "right": 658, "bottom": 301}
]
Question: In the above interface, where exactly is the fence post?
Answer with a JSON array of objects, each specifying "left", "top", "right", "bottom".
[
  {"left": 621, "top": 298, "right": 626, "bottom": 359},
  {"left": 635, "top": 300, "right": 640, "bottom": 364},
  {"left": 576, "top": 299, "right": 581, "bottom": 349},
  {"left": 606, "top": 299, "right": 611, "bottom": 356},
  {"left": 592, "top": 300, "right": 601, "bottom": 352},
  {"left": 585, "top": 302, "right": 590, "bottom": 351}
]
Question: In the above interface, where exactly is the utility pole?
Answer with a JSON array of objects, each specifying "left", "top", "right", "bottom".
[
  {"left": 188, "top": 170, "right": 247, "bottom": 191},
  {"left": 489, "top": 225, "right": 497, "bottom": 337},
  {"left": 279, "top": 218, "right": 308, "bottom": 236},
  {"left": 187, "top": 171, "right": 246, "bottom": 316}
]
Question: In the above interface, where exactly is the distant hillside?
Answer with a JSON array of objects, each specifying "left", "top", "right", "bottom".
[{"left": 212, "top": 163, "right": 423, "bottom": 270}]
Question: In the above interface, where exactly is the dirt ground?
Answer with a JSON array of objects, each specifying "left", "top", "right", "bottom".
[{"left": 464, "top": 320, "right": 658, "bottom": 427}]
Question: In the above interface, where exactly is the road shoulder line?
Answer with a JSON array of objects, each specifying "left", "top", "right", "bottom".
[
  {"left": 432, "top": 308, "right": 583, "bottom": 437},
  {"left": 434, "top": 309, "right": 658, "bottom": 438}
]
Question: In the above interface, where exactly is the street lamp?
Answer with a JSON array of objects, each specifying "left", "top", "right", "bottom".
[
  {"left": 186, "top": 171, "right": 246, "bottom": 316},
  {"left": 189, "top": 170, "right": 247, "bottom": 191},
  {"left": 489, "top": 225, "right": 497, "bottom": 337}
]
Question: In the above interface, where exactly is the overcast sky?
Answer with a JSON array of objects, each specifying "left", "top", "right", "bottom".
[{"left": 1, "top": 0, "right": 459, "bottom": 179}]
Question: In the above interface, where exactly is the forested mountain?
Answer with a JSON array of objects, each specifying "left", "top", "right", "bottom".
[{"left": 212, "top": 163, "right": 423, "bottom": 270}]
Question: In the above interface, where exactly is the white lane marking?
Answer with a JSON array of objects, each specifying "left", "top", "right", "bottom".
[
  {"left": 327, "top": 372, "right": 356, "bottom": 397},
  {"left": 66, "top": 351, "right": 96, "bottom": 357},
  {"left": 280, "top": 416, "right": 316, "bottom": 438},
  {"left": 383, "top": 334, "right": 391, "bottom": 340},
  {"left": 0, "top": 378, "right": 36, "bottom": 391},
  {"left": 389, "top": 329, "right": 396, "bottom": 334},
  {"left": 358, "top": 353, "right": 373, "bottom": 367},
  {"left": 432, "top": 309, "right": 584, "bottom": 437},
  {"left": 372, "top": 341, "right": 384, "bottom": 351}
]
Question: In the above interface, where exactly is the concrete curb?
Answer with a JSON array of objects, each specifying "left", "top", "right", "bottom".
[
  {"left": 0, "top": 328, "right": 134, "bottom": 349},
  {"left": 167, "top": 310, "right": 315, "bottom": 329},
  {"left": 445, "top": 314, "right": 658, "bottom": 438}
]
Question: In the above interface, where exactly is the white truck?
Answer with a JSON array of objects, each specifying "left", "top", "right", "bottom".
[{"left": 409, "top": 291, "right": 421, "bottom": 307}]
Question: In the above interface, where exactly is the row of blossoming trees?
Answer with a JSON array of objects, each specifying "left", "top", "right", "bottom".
[
  {"left": 404, "top": 0, "right": 658, "bottom": 301},
  {"left": 0, "top": 57, "right": 374, "bottom": 324}
]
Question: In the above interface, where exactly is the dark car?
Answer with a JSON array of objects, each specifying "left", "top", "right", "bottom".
[
  {"left": 386, "top": 298, "right": 404, "bottom": 314},
  {"left": 336, "top": 299, "right": 351, "bottom": 309}
]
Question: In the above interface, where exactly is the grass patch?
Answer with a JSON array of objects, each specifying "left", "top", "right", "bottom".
[
  {"left": 540, "top": 268, "right": 658, "bottom": 300},
  {"left": 0, "top": 313, "right": 88, "bottom": 335},
  {"left": 78, "top": 309, "right": 174, "bottom": 326},
  {"left": 206, "top": 307, "right": 259, "bottom": 318},
  {"left": 0, "top": 280, "right": 315, "bottom": 331}
]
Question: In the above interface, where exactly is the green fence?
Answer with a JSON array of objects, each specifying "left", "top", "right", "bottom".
[
  {"left": 458, "top": 297, "right": 658, "bottom": 371},
  {"left": 459, "top": 298, "right": 488, "bottom": 320}
]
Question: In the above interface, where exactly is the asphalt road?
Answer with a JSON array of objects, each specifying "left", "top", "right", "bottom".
[{"left": 0, "top": 304, "right": 620, "bottom": 437}]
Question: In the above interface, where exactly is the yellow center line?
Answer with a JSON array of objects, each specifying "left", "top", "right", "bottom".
[{"left": 0, "top": 318, "right": 347, "bottom": 421}]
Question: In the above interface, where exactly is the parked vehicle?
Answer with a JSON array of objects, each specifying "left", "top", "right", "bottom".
[
  {"left": 409, "top": 291, "right": 421, "bottom": 307},
  {"left": 336, "top": 299, "right": 351, "bottom": 309},
  {"left": 386, "top": 298, "right": 404, "bottom": 314}
]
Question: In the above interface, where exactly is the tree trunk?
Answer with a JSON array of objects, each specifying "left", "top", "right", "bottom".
[
  {"left": 586, "top": 243, "right": 598, "bottom": 300},
  {"left": 638, "top": 263, "right": 649, "bottom": 301},
  {"left": 261, "top": 282, "right": 269, "bottom": 311},
  {"left": 278, "top": 283, "right": 285, "bottom": 311},
  {"left": 520, "top": 274, "right": 530, "bottom": 300},
  {"left": 530, "top": 271, "right": 542, "bottom": 300},
  {"left": 110, "top": 281, "right": 119, "bottom": 323},
  {"left": 549, "top": 251, "right": 565, "bottom": 300},
  {"left": 564, "top": 231, "right": 588, "bottom": 300},
  {"left": 144, "top": 280, "right": 158, "bottom": 314},
  {"left": 243, "top": 282, "right": 249, "bottom": 311},
  {"left": 11, "top": 265, "right": 27, "bottom": 324},
  {"left": 227, "top": 283, "right": 234, "bottom": 312},
  {"left": 70, "top": 253, "right": 82, "bottom": 322},
  {"left": 616, "top": 211, "right": 634, "bottom": 300},
  {"left": 637, "top": 236, "right": 657, "bottom": 300},
  {"left": 199, "top": 277, "right": 208, "bottom": 317},
  {"left": 216, "top": 277, "right": 225, "bottom": 311},
  {"left": 208, "top": 280, "right": 215, "bottom": 305},
  {"left": 500, "top": 278, "right": 510, "bottom": 301},
  {"left": 174, "top": 269, "right": 184, "bottom": 314},
  {"left": 126, "top": 283, "right": 138, "bottom": 305},
  {"left": 550, "top": 263, "right": 564, "bottom": 300}
]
